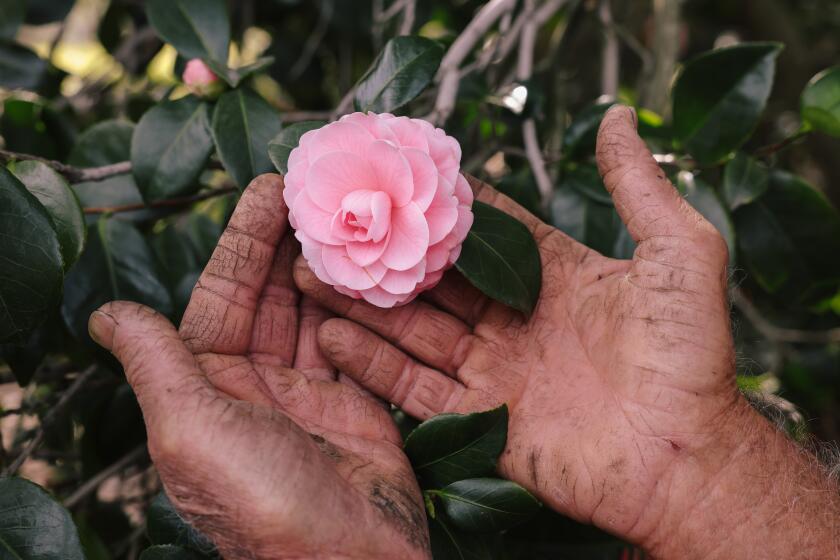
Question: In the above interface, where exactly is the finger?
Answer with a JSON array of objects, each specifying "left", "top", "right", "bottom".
[
  {"left": 293, "top": 296, "right": 337, "bottom": 381},
  {"left": 248, "top": 235, "right": 301, "bottom": 366},
  {"left": 595, "top": 105, "right": 728, "bottom": 266},
  {"left": 421, "top": 269, "right": 489, "bottom": 326},
  {"left": 294, "top": 258, "right": 474, "bottom": 377},
  {"left": 89, "top": 302, "right": 218, "bottom": 436},
  {"left": 180, "top": 174, "right": 290, "bottom": 355},
  {"left": 317, "top": 318, "right": 466, "bottom": 420}
]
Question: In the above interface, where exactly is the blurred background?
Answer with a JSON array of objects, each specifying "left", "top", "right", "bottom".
[{"left": 1, "top": 0, "right": 839, "bottom": 558}]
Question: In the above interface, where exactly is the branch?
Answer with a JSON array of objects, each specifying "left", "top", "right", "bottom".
[
  {"left": 429, "top": 0, "right": 517, "bottom": 125},
  {"left": 1, "top": 365, "right": 97, "bottom": 477},
  {"left": 84, "top": 186, "right": 238, "bottom": 215},
  {"left": 282, "top": 110, "right": 333, "bottom": 123},
  {"left": 517, "top": 0, "right": 555, "bottom": 207},
  {"left": 639, "top": 0, "right": 681, "bottom": 115},
  {"left": 399, "top": 0, "right": 417, "bottom": 35},
  {"left": 0, "top": 149, "right": 132, "bottom": 183},
  {"left": 752, "top": 130, "right": 812, "bottom": 157},
  {"left": 731, "top": 288, "right": 840, "bottom": 345},
  {"left": 288, "top": 0, "right": 334, "bottom": 80},
  {"left": 64, "top": 445, "right": 148, "bottom": 508},
  {"left": 598, "top": 0, "right": 620, "bottom": 99}
]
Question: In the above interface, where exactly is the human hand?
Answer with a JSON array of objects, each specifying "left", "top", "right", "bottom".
[
  {"left": 292, "top": 106, "right": 759, "bottom": 550},
  {"left": 88, "top": 175, "right": 430, "bottom": 560}
]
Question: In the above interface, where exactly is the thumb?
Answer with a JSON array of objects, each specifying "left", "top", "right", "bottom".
[
  {"left": 89, "top": 301, "right": 215, "bottom": 427},
  {"left": 596, "top": 105, "right": 727, "bottom": 265}
]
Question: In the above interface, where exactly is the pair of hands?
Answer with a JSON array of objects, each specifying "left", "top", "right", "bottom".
[{"left": 88, "top": 106, "right": 816, "bottom": 559}]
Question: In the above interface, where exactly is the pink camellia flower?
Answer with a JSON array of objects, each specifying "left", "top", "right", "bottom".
[
  {"left": 284, "top": 112, "right": 474, "bottom": 308},
  {"left": 182, "top": 59, "right": 220, "bottom": 96}
]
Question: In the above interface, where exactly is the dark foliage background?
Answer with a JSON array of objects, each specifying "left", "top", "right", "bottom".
[{"left": 1, "top": 0, "right": 839, "bottom": 558}]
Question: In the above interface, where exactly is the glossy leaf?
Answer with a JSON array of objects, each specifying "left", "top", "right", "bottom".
[
  {"left": 69, "top": 120, "right": 154, "bottom": 223},
  {"left": 140, "top": 545, "right": 205, "bottom": 560},
  {"left": 0, "top": 477, "right": 85, "bottom": 559},
  {"left": 0, "top": 168, "right": 63, "bottom": 344},
  {"left": 145, "top": 0, "right": 229, "bottom": 63},
  {"left": 61, "top": 216, "right": 172, "bottom": 343},
  {"left": 0, "top": 41, "right": 46, "bottom": 90},
  {"left": 562, "top": 101, "right": 614, "bottom": 159},
  {"left": 455, "top": 202, "right": 541, "bottom": 314},
  {"left": 132, "top": 97, "right": 214, "bottom": 202},
  {"left": 801, "top": 66, "right": 840, "bottom": 137},
  {"left": 677, "top": 173, "right": 736, "bottom": 262},
  {"left": 147, "top": 492, "right": 219, "bottom": 557},
  {"left": 268, "top": 120, "right": 324, "bottom": 175},
  {"left": 211, "top": 88, "right": 282, "bottom": 189},
  {"left": 404, "top": 405, "right": 508, "bottom": 488},
  {"left": 672, "top": 43, "right": 782, "bottom": 164},
  {"left": 723, "top": 152, "right": 769, "bottom": 210},
  {"left": 1, "top": 99, "right": 74, "bottom": 160},
  {"left": 354, "top": 36, "right": 444, "bottom": 113},
  {"left": 9, "top": 160, "right": 86, "bottom": 270},
  {"left": 434, "top": 478, "right": 541, "bottom": 533},
  {"left": 429, "top": 517, "right": 501, "bottom": 560},
  {"left": 551, "top": 166, "right": 625, "bottom": 257},
  {"left": 205, "top": 56, "right": 274, "bottom": 88},
  {"left": 0, "top": 0, "right": 24, "bottom": 39},
  {"left": 734, "top": 170, "right": 840, "bottom": 301}
]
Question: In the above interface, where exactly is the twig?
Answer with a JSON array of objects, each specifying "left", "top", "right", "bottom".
[
  {"left": 84, "top": 186, "right": 238, "bottom": 215},
  {"left": 429, "top": 0, "right": 517, "bottom": 125},
  {"left": 332, "top": 88, "right": 357, "bottom": 120},
  {"left": 64, "top": 445, "right": 148, "bottom": 508},
  {"left": 598, "top": 0, "right": 619, "bottom": 99},
  {"left": 288, "top": 0, "right": 334, "bottom": 80},
  {"left": 752, "top": 130, "right": 812, "bottom": 157},
  {"left": 639, "top": 0, "right": 681, "bottom": 115},
  {"left": 731, "top": 288, "right": 840, "bottom": 345},
  {"left": 1, "top": 365, "right": 97, "bottom": 477},
  {"left": 377, "top": 0, "right": 411, "bottom": 22},
  {"left": 518, "top": 0, "right": 554, "bottom": 206},
  {"left": 0, "top": 149, "right": 132, "bottom": 183},
  {"left": 399, "top": 0, "right": 417, "bottom": 35}
]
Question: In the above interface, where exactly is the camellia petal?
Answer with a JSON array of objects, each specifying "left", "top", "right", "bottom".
[
  {"left": 365, "top": 140, "right": 414, "bottom": 207},
  {"left": 286, "top": 112, "right": 473, "bottom": 308},
  {"left": 402, "top": 148, "right": 438, "bottom": 211},
  {"left": 307, "top": 151, "right": 377, "bottom": 212},
  {"left": 379, "top": 202, "right": 429, "bottom": 271}
]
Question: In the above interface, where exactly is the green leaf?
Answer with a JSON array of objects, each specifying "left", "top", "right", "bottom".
[
  {"left": 429, "top": 516, "right": 501, "bottom": 560},
  {"left": 61, "top": 216, "right": 172, "bottom": 343},
  {"left": 676, "top": 173, "right": 736, "bottom": 263},
  {"left": 562, "top": 101, "right": 614, "bottom": 159},
  {"left": 722, "top": 152, "right": 769, "bottom": 210},
  {"left": 145, "top": 0, "right": 229, "bottom": 64},
  {"left": 801, "top": 66, "right": 840, "bottom": 137},
  {"left": 734, "top": 170, "right": 840, "bottom": 301},
  {"left": 0, "top": 168, "right": 63, "bottom": 344},
  {"left": 69, "top": 120, "right": 154, "bottom": 223},
  {"left": 211, "top": 88, "right": 282, "bottom": 189},
  {"left": 131, "top": 96, "right": 214, "bottom": 202},
  {"left": 268, "top": 120, "right": 324, "bottom": 175},
  {"left": 205, "top": 56, "right": 274, "bottom": 88},
  {"left": 0, "top": 477, "right": 85, "bottom": 560},
  {"left": 455, "top": 202, "right": 541, "bottom": 314},
  {"left": 9, "top": 161, "right": 86, "bottom": 270},
  {"left": 1, "top": 99, "right": 75, "bottom": 160},
  {"left": 354, "top": 36, "right": 444, "bottom": 113},
  {"left": 404, "top": 405, "right": 508, "bottom": 489},
  {"left": 433, "top": 478, "right": 540, "bottom": 533},
  {"left": 147, "top": 492, "right": 219, "bottom": 557},
  {"left": 551, "top": 166, "right": 626, "bottom": 257},
  {"left": 0, "top": 41, "right": 46, "bottom": 90},
  {"left": 672, "top": 42, "right": 782, "bottom": 164},
  {"left": 139, "top": 545, "right": 205, "bottom": 560},
  {"left": 0, "top": 0, "right": 25, "bottom": 40}
]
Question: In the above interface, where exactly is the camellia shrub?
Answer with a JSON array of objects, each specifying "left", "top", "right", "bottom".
[{"left": 1, "top": 0, "right": 839, "bottom": 558}]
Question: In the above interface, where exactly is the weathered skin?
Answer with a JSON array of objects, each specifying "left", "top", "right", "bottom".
[
  {"left": 89, "top": 174, "right": 430, "bottom": 560},
  {"left": 298, "top": 106, "right": 840, "bottom": 558}
]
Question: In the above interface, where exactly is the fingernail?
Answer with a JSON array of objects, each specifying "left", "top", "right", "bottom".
[
  {"left": 627, "top": 106, "right": 638, "bottom": 128},
  {"left": 89, "top": 309, "right": 117, "bottom": 349}
]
